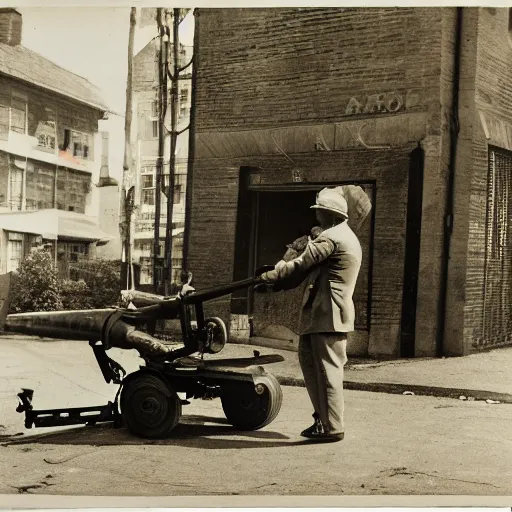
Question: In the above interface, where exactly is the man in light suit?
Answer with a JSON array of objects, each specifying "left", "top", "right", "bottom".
[{"left": 261, "top": 187, "right": 362, "bottom": 442}]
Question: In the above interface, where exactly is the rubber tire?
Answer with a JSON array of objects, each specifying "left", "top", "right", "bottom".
[
  {"left": 120, "top": 373, "right": 181, "bottom": 439},
  {"left": 221, "top": 374, "right": 283, "bottom": 431}
]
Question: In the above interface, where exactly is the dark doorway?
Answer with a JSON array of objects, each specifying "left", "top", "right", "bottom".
[
  {"left": 254, "top": 190, "right": 318, "bottom": 270},
  {"left": 250, "top": 190, "right": 318, "bottom": 340},
  {"left": 230, "top": 181, "right": 317, "bottom": 329},
  {"left": 400, "top": 146, "right": 425, "bottom": 357},
  {"left": 231, "top": 170, "right": 375, "bottom": 348}
]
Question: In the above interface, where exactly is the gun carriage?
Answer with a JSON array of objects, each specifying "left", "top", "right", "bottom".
[{"left": 3, "top": 267, "right": 283, "bottom": 439}]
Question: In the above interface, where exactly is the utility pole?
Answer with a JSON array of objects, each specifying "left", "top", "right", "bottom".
[
  {"left": 120, "top": 7, "right": 136, "bottom": 290},
  {"left": 163, "top": 8, "right": 192, "bottom": 296},
  {"left": 153, "top": 8, "right": 168, "bottom": 293}
]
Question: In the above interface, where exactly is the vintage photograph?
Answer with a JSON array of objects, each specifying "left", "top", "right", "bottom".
[{"left": 0, "top": 3, "right": 510, "bottom": 501}]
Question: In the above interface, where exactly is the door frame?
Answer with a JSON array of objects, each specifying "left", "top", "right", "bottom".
[
  {"left": 399, "top": 146, "right": 425, "bottom": 357},
  {"left": 238, "top": 178, "right": 377, "bottom": 334}
]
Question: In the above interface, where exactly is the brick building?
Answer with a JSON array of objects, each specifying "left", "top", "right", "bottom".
[
  {"left": 130, "top": 8, "right": 193, "bottom": 291},
  {"left": 184, "top": 7, "right": 512, "bottom": 358},
  {"left": 0, "top": 9, "right": 119, "bottom": 278}
]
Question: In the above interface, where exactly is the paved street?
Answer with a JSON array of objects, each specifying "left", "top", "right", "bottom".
[{"left": 1, "top": 337, "right": 511, "bottom": 496}]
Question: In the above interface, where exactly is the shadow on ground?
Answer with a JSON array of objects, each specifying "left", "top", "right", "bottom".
[{"left": 1, "top": 414, "right": 309, "bottom": 450}]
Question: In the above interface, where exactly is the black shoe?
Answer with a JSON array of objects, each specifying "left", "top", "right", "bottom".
[
  {"left": 300, "top": 413, "right": 323, "bottom": 438},
  {"left": 305, "top": 430, "right": 345, "bottom": 443}
]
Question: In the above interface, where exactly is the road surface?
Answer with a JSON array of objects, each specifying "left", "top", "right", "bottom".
[{"left": 0, "top": 337, "right": 511, "bottom": 496}]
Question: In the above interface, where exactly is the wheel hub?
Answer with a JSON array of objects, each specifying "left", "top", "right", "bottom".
[{"left": 140, "top": 397, "right": 160, "bottom": 414}]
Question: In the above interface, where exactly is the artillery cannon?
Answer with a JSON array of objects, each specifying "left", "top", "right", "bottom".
[{"left": 2, "top": 268, "right": 284, "bottom": 439}]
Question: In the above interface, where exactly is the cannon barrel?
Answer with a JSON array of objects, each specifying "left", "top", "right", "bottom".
[
  {"left": 2, "top": 270, "right": 272, "bottom": 360},
  {"left": 4, "top": 308, "right": 173, "bottom": 358},
  {"left": 5, "top": 309, "right": 115, "bottom": 340}
]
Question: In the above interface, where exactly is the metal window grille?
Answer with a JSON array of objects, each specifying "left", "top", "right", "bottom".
[{"left": 482, "top": 148, "right": 512, "bottom": 346}]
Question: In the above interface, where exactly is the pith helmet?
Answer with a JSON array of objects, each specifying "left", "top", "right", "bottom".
[{"left": 311, "top": 187, "right": 349, "bottom": 219}]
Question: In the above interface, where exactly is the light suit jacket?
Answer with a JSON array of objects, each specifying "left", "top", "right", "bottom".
[{"left": 271, "top": 222, "right": 362, "bottom": 335}]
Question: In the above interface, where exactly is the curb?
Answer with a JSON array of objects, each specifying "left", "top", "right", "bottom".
[{"left": 275, "top": 376, "right": 512, "bottom": 404}]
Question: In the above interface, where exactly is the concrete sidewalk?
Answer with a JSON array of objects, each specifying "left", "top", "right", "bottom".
[
  {"left": 2, "top": 333, "right": 512, "bottom": 404},
  {"left": 222, "top": 340, "right": 512, "bottom": 403}
]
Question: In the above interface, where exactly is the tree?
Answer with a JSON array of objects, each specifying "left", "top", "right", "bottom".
[
  {"left": 153, "top": 8, "right": 193, "bottom": 295},
  {"left": 119, "top": 7, "right": 137, "bottom": 291},
  {"left": 69, "top": 259, "right": 122, "bottom": 308}
]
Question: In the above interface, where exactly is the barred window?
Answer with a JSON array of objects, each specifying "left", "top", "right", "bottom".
[{"left": 482, "top": 147, "right": 512, "bottom": 345}]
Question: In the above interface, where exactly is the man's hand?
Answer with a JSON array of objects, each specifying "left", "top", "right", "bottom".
[
  {"left": 274, "top": 260, "right": 287, "bottom": 272},
  {"left": 261, "top": 269, "right": 280, "bottom": 282},
  {"left": 262, "top": 260, "right": 289, "bottom": 282}
]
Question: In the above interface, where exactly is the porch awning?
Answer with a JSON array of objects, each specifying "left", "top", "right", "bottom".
[{"left": 0, "top": 209, "right": 113, "bottom": 244}]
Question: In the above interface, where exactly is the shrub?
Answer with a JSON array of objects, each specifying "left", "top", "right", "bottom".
[
  {"left": 68, "top": 258, "right": 122, "bottom": 309},
  {"left": 59, "top": 279, "right": 92, "bottom": 310},
  {"left": 9, "top": 248, "right": 62, "bottom": 313}
]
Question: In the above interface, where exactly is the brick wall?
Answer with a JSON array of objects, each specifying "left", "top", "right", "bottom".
[
  {"left": 133, "top": 41, "right": 157, "bottom": 93},
  {"left": 188, "top": 148, "right": 417, "bottom": 356},
  {"left": 194, "top": 7, "right": 443, "bottom": 131},
  {"left": 0, "top": 9, "right": 22, "bottom": 46},
  {"left": 414, "top": 8, "right": 459, "bottom": 356},
  {"left": 442, "top": 8, "right": 478, "bottom": 356},
  {"left": 462, "top": 8, "right": 512, "bottom": 352},
  {"left": 189, "top": 7, "right": 454, "bottom": 356}
]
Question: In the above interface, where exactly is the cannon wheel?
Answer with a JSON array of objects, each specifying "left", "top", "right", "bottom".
[
  {"left": 204, "top": 316, "right": 227, "bottom": 354},
  {"left": 120, "top": 372, "right": 181, "bottom": 439},
  {"left": 221, "top": 374, "right": 282, "bottom": 431}
]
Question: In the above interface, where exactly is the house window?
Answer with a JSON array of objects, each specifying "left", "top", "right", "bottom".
[
  {"left": 10, "top": 92, "right": 27, "bottom": 134},
  {"left": 55, "top": 168, "right": 89, "bottom": 214},
  {"left": 0, "top": 88, "right": 9, "bottom": 141},
  {"left": 69, "top": 243, "right": 88, "bottom": 262},
  {"left": 70, "top": 130, "right": 93, "bottom": 160},
  {"left": 25, "top": 160, "right": 56, "bottom": 211},
  {"left": 152, "top": 101, "right": 158, "bottom": 118},
  {"left": 139, "top": 259, "right": 153, "bottom": 285},
  {"left": 38, "top": 134, "right": 56, "bottom": 150},
  {"left": 174, "top": 183, "right": 182, "bottom": 204},
  {"left": 7, "top": 235, "right": 23, "bottom": 272},
  {"left": 61, "top": 129, "right": 71, "bottom": 151},
  {"left": 152, "top": 121, "right": 158, "bottom": 138},
  {"left": 141, "top": 172, "right": 155, "bottom": 206},
  {"left": 9, "top": 159, "right": 24, "bottom": 211},
  {"left": 37, "top": 108, "right": 56, "bottom": 151}
]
